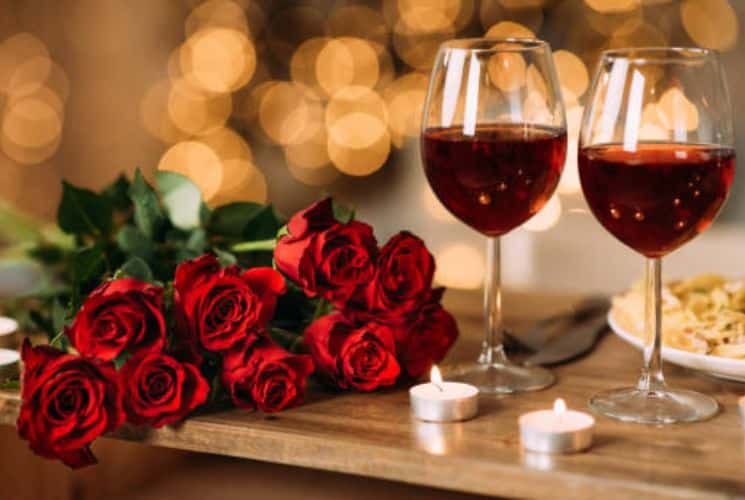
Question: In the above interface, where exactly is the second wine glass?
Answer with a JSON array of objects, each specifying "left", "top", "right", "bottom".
[
  {"left": 421, "top": 38, "right": 567, "bottom": 393},
  {"left": 579, "top": 47, "right": 735, "bottom": 423}
]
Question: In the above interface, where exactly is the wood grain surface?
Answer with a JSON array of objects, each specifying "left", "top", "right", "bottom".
[{"left": 1, "top": 291, "right": 744, "bottom": 499}]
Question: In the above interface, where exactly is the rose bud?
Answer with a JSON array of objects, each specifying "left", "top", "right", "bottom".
[
  {"left": 304, "top": 313, "right": 400, "bottom": 392},
  {"left": 397, "top": 301, "right": 459, "bottom": 378},
  {"left": 274, "top": 198, "right": 377, "bottom": 306},
  {"left": 17, "top": 339, "right": 125, "bottom": 469},
  {"left": 222, "top": 337, "right": 314, "bottom": 413},
  {"left": 65, "top": 278, "right": 166, "bottom": 361},
  {"left": 174, "top": 254, "right": 286, "bottom": 352},
  {"left": 351, "top": 232, "right": 435, "bottom": 325},
  {"left": 121, "top": 353, "right": 209, "bottom": 428}
]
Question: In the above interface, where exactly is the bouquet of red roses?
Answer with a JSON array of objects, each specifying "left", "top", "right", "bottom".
[
  {"left": 9, "top": 171, "right": 457, "bottom": 469},
  {"left": 274, "top": 198, "right": 458, "bottom": 391},
  {"left": 17, "top": 258, "right": 314, "bottom": 468}
]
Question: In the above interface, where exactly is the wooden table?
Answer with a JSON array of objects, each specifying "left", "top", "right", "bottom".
[{"left": 1, "top": 291, "right": 744, "bottom": 499}]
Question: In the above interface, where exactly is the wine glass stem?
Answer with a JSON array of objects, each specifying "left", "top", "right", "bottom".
[
  {"left": 638, "top": 257, "right": 666, "bottom": 391},
  {"left": 480, "top": 237, "right": 508, "bottom": 365}
]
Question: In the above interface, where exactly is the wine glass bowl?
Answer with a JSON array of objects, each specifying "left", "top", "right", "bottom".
[
  {"left": 420, "top": 38, "right": 567, "bottom": 394},
  {"left": 579, "top": 47, "right": 735, "bottom": 423}
]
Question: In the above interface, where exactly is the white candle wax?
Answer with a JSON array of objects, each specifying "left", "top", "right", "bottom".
[
  {"left": 0, "top": 317, "right": 18, "bottom": 349},
  {"left": 519, "top": 398, "right": 594, "bottom": 453},
  {"left": 409, "top": 366, "right": 478, "bottom": 422},
  {"left": 0, "top": 348, "right": 20, "bottom": 379}
]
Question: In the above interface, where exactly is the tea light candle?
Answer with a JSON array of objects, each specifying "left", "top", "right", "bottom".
[
  {"left": 0, "top": 317, "right": 18, "bottom": 349},
  {"left": 0, "top": 348, "right": 20, "bottom": 380},
  {"left": 409, "top": 366, "right": 478, "bottom": 422},
  {"left": 519, "top": 398, "right": 594, "bottom": 454}
]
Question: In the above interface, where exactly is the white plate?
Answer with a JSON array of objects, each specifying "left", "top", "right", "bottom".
[{"left": 609, "top": 310, "right": 745, "bottom": 383}]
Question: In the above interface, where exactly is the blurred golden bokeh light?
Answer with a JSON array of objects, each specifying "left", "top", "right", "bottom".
[
  {"left": 2, "top": 97, "right": 62, "bottom": 149},
  {"left": 158, "top": 141, "right": 223, "bottom": 201},
  {"left": 681, "top": 0, "right": 738, "bottom": 51},
  {"left": 488, "top": 53, "right": 527, "bottom": 92},
  {"left": 485, "top": 21, "right": 534, "bottom": 39},
  {"left": 141, "top": 80, "right": 187, "bottom": 144},
  {"left": 258, "top": 81, "right": 322, "bottom": 146},
  {"left": 326, "top": 86, "right": 388, "bottom": 129},
  {"left": 584, "top": 0, "right": 640, "bottom": 14},
  {"left": 434, "top": 243, "right": 484, "bottom": 289},
  {"left": 167, "top": 78, "right": 232, "bottom": 136},
  {"left": 284, "top": 126, "right": 330, "bottom": 171},
  {"left": 185, "top": 0, "right": 250, "bottom": 37},
  {"left": 182, "top": 28, "right": 256, "bottom": 94},
  {"left": 0, "top": 33, "right": 49, "bottom": 94},
  {"left": 383, "top": 72, "right": 429, "bottom": 147},
  {"left": 316, "top": 37, "right": 380, "bottom": 96},
  {"left": 327, "top": 112, "right": 390, "bottom": 176},
  {"left": 327, "top": 5, "right": 389, "bottom": 45},
  {"left": 553, "top": 50, "right": 589, "bottom": 98},
  {"left": 288, "top": 163, "right": 340, "bottom": 186}
]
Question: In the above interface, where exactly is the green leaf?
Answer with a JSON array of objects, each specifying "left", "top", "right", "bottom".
[
  {"left": 58, "top": 181, "right": 113, "bottom": 237},
  {"left": 313, "top": 298, "right": 334, "bottom": 319},
  {"left": 29, "top": 310, "right": 54, "bottom": 338},
  {"left": 116, "top": 225, "right": 154, "bottom": 260},
  {"left": 186, "top": 228, "right": 207, "bottom": 253},
  {"left": 119, "top": 257, "right": 154, "bottom": 282},
  {"left": 207, "top": 202, "right": 266, "bottom": 238},
  {"left": 156, "top": 171, "right": 209, "bottom": 230},
  {"left": 70, "top": 245, "right": 106, "bottom": 308},
  {"left": 112, "top": 352, "right": 129, "bottom": 370},
  {"left": 213, "top": 248, "right": 237, "bottom": 267},
  {"left": 332, "top": 200, "right": 355, "bottom": 224},
  {"left": 51, "top": 299, "right": 69, "bottom": 335},
  {"left": 241, "top": 206, "right": 283, "bottom": 241},
  {"left": 49, "top": 331, "right": 68, "bottom": 350},
  {"left": 269, "top": 327, "right": 302, "bottom": 351},
  {"left": 102, "top": 174, "right": 132, "bottom": 212},
  {"left": 0, "top": 200, "right": 42, "bottom": 243},
  {"left": 129, "top": 169, "right": 166, "bottom": 239},
  {"left": 27, "top": 244, "right": 67, "bottom": 265}
]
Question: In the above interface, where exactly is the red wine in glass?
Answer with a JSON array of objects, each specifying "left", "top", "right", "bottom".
[
  {"left": 579, "top": 143, "right": 736, "bottom": 257},
  {"left": 422, "top": 124, "right": 567, "bottom": 236}
]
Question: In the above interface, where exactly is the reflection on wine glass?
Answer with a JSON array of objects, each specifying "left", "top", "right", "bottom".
[
  {"left": 420, "top": 38, "right": 567, "bottom": 394},
  {"left": 579, "top": 47, "right": 735, "bottom": 424}
]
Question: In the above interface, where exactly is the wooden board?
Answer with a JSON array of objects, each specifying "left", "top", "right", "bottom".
[{"left": 2, "top": 292, "right": 744, "bottom": 499}]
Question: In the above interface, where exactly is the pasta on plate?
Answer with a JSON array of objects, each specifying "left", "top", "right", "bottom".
[{"left": 612, "top": 274, "right": 745, "bottom": 359}]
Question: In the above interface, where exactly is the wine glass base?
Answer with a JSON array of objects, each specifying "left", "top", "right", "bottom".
[
  {"left": 448, "top": 362, "right": 555, "bottom": 394},
  {"left": 589, "top": 386, "right": 719, "bottom": 424}
]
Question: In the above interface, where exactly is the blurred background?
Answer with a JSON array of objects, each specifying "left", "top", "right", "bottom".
[
  {"left": 0, "top": 0, "right": 743, "bottom": 295},
  {"left": 0, "top": 2, "right": 743, "bottom": 498}
]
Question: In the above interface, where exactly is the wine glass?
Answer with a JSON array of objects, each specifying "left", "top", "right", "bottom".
[
  {"left": 420, "top": 38, "right": 567, "bottom": 393},
  {"left": 579, "top": 48, "right": 735, "bottom": 423}
]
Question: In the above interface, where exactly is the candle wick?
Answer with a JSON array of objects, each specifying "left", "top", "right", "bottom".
[{"left": 434, "top": 382, "right": 444, "bottom": 392}]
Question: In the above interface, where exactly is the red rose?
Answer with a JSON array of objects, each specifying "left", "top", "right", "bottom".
[
  {"left": 397, "top": 300, "right": 459, "bottom": 378},
  {"left": 174, "top": 254, "right": 286, "bottom": 352},
  {"left": 274, "top": 198, "right": 377, "bottom": 306},
  {"left": 222, "top": 337, "right": 314, "bottom": 413},
  {"left": 304, "top": 313, "right": 400, "bottom": 391},
  {"left": 121, "top": 353, "right": 209, "bottom": 428},
  {"left": 65, "top": 278, "right": 166, "bottom": 361},
  {"left": 352, "top": 232, "right": 435, "bottom": 324},
  {"left": 17, "top": 339, "right": 124, "bottom": 469}
]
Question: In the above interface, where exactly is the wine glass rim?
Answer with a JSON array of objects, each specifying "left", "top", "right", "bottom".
[
  {"left": 601, "top": 46, "right": 718, "bottom": 63},
  {"left": 440, "top": 37, "right": 549, "bottom": 52}
]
